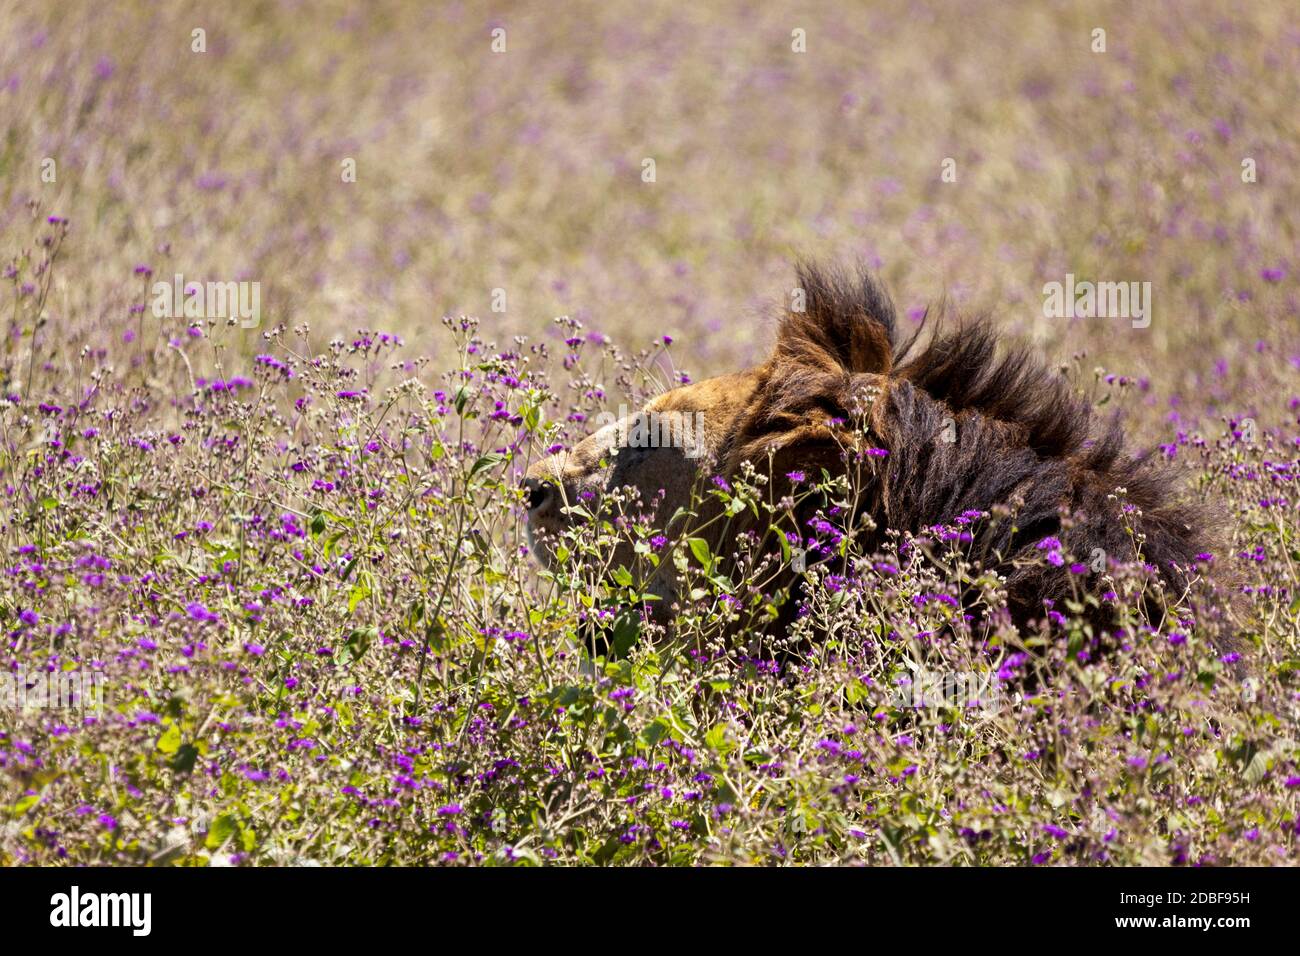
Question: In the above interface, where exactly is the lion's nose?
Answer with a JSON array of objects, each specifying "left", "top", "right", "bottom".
[{"left": 523, "top": 477, "right": 552, "bottom": 513}]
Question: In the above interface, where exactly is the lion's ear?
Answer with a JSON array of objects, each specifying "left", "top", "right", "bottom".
[
  {"left": 776, "top": 262, "right": 896, "bottom": 375},
  {"left": 723, "top": 421, "right": 853, "bottom": 502}
]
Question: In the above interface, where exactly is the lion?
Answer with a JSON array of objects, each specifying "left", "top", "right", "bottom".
[{"left": 524, "top": 263, "right": 1228, "bottom": 647}]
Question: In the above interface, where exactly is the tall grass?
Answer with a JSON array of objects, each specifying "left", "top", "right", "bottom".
[{"left": 0, "top": 0, "right": 1297, "bottom": 864}]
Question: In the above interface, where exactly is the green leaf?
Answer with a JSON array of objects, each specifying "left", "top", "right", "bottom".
[
  {"left": 469, "top": 452, "right": 504, "bottom": 479},
  {"left": 609, "top": 612, "right": 640, "bottom": 658},
  {"left": 347, "top": 581, "right": 370, "bottom": 614},
  {"left": 156, "top": 724, "right": 182, "bottom": 755},
  {"left": 642, "top": 718, "right": 670, "bottom": 747},
  {"left": 705, "top": 723, "right": 733, "bottom": 754},
  {"left": 205, "top": 814, "right": 238, "bottom": 850},
  {"left": 425, "top": 617, "right": 447, "bottom": 653},
  {"left": 11, "top": 793, "right": 40, "bottom": 815},
  {"left": 323, "top": 530, "right": 348, "bottom": 561},
  {"left": 343, "top": 627, "right": 377, "bottom": 664}
]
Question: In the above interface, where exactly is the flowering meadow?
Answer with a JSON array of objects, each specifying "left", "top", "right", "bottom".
[{"left": 1, "top": 1, "right": 1298, "bottom": 865}]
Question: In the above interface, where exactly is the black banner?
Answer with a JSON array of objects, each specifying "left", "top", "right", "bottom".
[{"left": 0, "top": 865, "right": 1280, "bottom": 943}]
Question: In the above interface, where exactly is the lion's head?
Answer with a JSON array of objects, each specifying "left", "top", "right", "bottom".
[{"left": 525, "top": 262, "right": 1216, "bottom": 638}]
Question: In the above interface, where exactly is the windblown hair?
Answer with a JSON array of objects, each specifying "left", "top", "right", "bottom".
[{"left": 716, "top": 262, "right": 1227, "bottom": 640}]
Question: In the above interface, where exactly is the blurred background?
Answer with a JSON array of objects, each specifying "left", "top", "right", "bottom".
[{"left": 1, "top": 0, "right": 1296, "bottom": 440}]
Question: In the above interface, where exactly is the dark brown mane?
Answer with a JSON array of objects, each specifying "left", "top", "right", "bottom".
[
  {"left": 786, "top": 261, "right": 1097, "bottom": 461},
  {"left": 716, "top": 262, "right": 1231, "bottom": 641},
  {"left": 896, "top": 320, "right": 1094, "bottom": 461}
]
